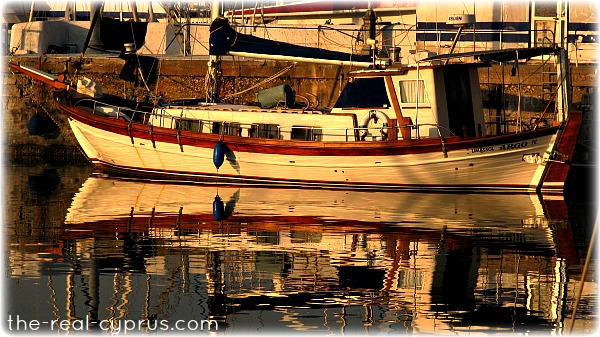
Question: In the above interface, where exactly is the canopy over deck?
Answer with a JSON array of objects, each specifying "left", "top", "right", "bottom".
[{"left": 422, "top": 47, "right": 559, "bottom": 63}]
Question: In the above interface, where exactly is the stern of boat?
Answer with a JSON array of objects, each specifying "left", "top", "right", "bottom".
[{"left": 540, "top": 110, "right": 584, "bottom": 194}]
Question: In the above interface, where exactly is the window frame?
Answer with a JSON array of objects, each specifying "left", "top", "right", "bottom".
[
  {"left": 397, "top": 79, "right": 430, "bottom": 107},
  {"left": 290, "top": 126, "right": 323, "bottom": 141},
  {"left": 250, "top": 123, "right": 280, "bottom": 139}
]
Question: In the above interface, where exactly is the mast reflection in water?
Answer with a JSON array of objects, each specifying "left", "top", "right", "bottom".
[{"left": 5, "top": 164, "right": 597, "bottom": 334}]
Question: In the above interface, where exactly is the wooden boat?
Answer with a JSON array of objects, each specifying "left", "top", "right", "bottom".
[{"left": 7, "top": 21, "right": 582, "bottom": 194}]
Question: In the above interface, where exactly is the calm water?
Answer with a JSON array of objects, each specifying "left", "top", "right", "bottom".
[{"left": 3, "top": 163, "right": 597, "bottom": 335}]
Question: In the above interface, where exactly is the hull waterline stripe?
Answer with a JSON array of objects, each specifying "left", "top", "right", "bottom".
[{"left": 91, "top": 160, "right": 539, "bottom": 193}]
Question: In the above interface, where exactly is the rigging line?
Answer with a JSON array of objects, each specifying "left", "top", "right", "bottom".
[
  {"left": 129, "top": 20, "right": 153, "bottom": 95},
  {"left": 533, "top": 72, "right": 565, "bottom": 129},
  {"left": 36, "top": 102, "right": 87, "bottom": 159},
  {"left": 9, "top": 15, "right": 38, "bottom": 56},
  {"left": 221, "top": 63, "right": 296, "bottom": 100},
  {"left": 153, "top": 14, "right": 171, "bottom": 54},
  {"left": 164, "top": 23, "right": 187, "bottom": 52},
  {"left": 186, "top": 24, "right": 210, "bottom": 52},
  {"left": 398, "top": 14, "right": 414, "bottom": 52},
  {"left": 153, "top": 58, "right": 164, "bottom": 108},
  {"left": 170, "top": 23, "right": 211, "bottom": 53},
  {"left": 519, "top": 56, "right": 552, "bottom": 83},
  {"left": 462, "top": 1, "right": 471, "bottom": 14},
  {"left": 147, "top": 24, "right": 169, "bottom": 105},
  {"left": 391, "top": 25, "right": 416, "bottom": 41},
  {"left": 318, "top": 25, "right": 362, "bottom": 40},
  {"left": 318, "top": 32, "right": 356, "bottom": 52}
]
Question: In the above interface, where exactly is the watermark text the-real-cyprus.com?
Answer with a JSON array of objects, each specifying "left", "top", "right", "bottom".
[{"left": 7, "top": 315, "right": 218, "bottom": 333}]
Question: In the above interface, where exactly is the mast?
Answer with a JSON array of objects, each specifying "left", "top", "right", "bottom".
[
  {"left": 65, "top": 0, "right": 76, "bottom": 21},
  {"left": 207, "top": 1, "right": 223, "bottom": 103},
  {"left": 148, "top": 0, "right": 155, "bottom": 22},
  {"left": 28, "top": 1, "right": 34, "bottom": 22},
  {"left": 444, "top": 14, "right": 474, "bottom": 65},
  {"left": 82, "top": 2, "right": 105, "bottom": 55},
  {"left": 556, "top": 0, "right": 570, "bottom": 122},
  {"left": 556, "top": 46, "right": 570, "bottom": 122},
  {"left": 130, "top": 1, "right": 139, "bottom": 22},
  {"left": 361, "top": 0, "right": 377, "bottom": 56}
]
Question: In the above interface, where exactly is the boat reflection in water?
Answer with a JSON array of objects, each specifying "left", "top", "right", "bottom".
[{"left": 10, "top": 174, "right": 581, "bottom": 334}]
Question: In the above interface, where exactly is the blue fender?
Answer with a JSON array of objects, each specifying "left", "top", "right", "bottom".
[
  {"left": 213, "top": 195, "right": 225, "bottom": 221},
  {"left": 213, "top": 141, "right": 226, "bottom": 169},
  {"left": 27, "top": 114, "right": 59, "bottom": 138}
]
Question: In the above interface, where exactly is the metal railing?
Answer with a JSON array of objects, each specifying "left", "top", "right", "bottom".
[
  {"left": 159, "top": 117, "right": 454, "bottom": 142},
  {"left": 75, "top": 99, "right": 180, "bottom": 125},
  {"left": 77, "top": 98, "right": 462, "bottom": 142}
]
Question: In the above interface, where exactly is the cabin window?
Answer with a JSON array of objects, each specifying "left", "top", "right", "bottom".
[
  {"left": 212, "top": 122, "right": 222, "bottom": 134},
  {"left": 176, "top": 118, "right": 201, "bottom": 132},
  {"left": 398, "top": 80, "right": 428, "bottom": 104},
  {"left": 534, "top": 20, "right": 555, "bottom": 47},
  {"left": 290, "top": 126, "right": 323, "bottom": 141},
  {"left": 534, "top": 1, "right": 557, "bottom": 17},
  {"left": 212, "top": 122, "right": 241, "bottom": 136},
  {"left": 201, "top": 122, "right": 212, "bottom": 133},
  {"left": 333, "top": 77, "right": 390, "bottom": 108},
  {"left": 250, "top": 123, "right": 280, "bottom": 139}
]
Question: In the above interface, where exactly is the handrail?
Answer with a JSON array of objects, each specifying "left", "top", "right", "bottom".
[
  {"left": 76, "top": 98, "right": 464, "bottom": 142},
  {"left": 531, "top": 29, "right": 556, "bottom": 48},
  {"left": 178, "top": 121, "right": 446, "bottom": 141},
  {"left": 74, "top": 98, "right": 176, "bottom": 120},
  {"left": 74, "top": 98, "right": 146, "bottom": 114}
]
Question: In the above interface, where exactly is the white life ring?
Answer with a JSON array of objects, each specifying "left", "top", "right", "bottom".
[{"left": 359, "top": 110, "right": 389, "bottom": 141}]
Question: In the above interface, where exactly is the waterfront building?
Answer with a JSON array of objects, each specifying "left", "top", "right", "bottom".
[{"left": 3, "top": 1, "right": 597, "bottom": 64}]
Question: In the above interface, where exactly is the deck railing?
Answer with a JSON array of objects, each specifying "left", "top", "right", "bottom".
[{"left": 76, "top": 98, "right": 462, "bottom": 141}]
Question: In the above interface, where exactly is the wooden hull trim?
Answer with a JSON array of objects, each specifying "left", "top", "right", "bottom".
[{"left": 59, "top": 102, "right": 560, "bottom": 157}]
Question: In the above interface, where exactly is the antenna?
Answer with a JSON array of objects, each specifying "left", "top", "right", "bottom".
[{"left": 444, "top": 13, "right": 475, "bottom": 65}]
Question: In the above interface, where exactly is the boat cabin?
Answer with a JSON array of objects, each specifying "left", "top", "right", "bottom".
[
  {"left": 329, "top": 63, "right": 486, "bottom": 140},
  {"left": 142, "top": 63, "right": 486, "bottom": 142}
]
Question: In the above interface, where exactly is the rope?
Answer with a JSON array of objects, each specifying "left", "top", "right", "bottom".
[
  {"left": 35, "top": 102, "right": 88, "bottom": 159},
  {"left": 8, "top": 15, "right": 37, "bottom": 57},
  {"left": 221, "top": 63, "right": 296, "bottom": 100},
  {"left": 318, "top": 30, "right": 356, "bottom": 53},
  {"left": 130, "top": 20, "right": 153, "bottom": 94},
  {"left": 153, "top": 57, "right": 164, "bottom": 107},
  {"left": 533, "top": 74, "right": 564, "bottom": 130},
  {"left": 520, "top": 56, "right": 553, "bottom": 83}
]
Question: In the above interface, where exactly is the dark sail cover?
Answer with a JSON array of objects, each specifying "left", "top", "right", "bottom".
[
  {"left": 101, "top": 19, "right": 148, "bottom": 52},
  {"left": 209, "top": 17, "right": 372, "bottom": 64},
  {"left": 422, "top": 47, "right": 559, "bottom": 63}
]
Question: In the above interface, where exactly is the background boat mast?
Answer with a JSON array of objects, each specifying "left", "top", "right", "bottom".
[
  {"left": 556, "top": 0, "right": 570, "bottom": 122},
  {"left": 207, "top": 0, "right": 223, "bottom": 103}
]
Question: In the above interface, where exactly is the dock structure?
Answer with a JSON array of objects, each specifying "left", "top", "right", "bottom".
[
  {"left": 2, "top": 1, "right": 597, "bottom": 163},
  {"left": 3, "top": 1, "right": 598, "bottom": 64}
]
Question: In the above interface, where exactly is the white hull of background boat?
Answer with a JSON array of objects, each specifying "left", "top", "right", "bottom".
[{"left": 67, "top": 116, "right": 562, "bottom": 193}]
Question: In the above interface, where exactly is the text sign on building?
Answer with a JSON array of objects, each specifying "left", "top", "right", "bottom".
[{"left": 446, "top": 14, "right": 475, "bottom": 27}]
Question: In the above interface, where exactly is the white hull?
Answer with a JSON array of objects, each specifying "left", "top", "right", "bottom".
[{"left": 69, "top": 118, "right": 558, "bottom": 192}]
